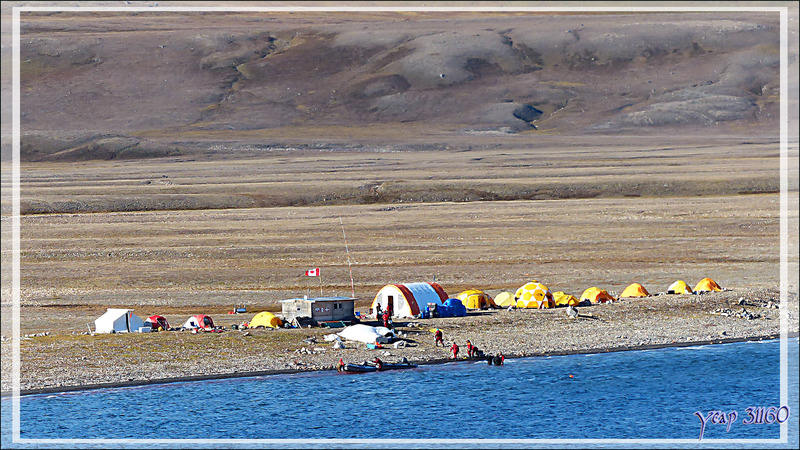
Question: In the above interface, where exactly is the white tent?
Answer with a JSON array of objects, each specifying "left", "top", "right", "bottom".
[
  {"left": 337, "top": 324, "right": 393, "bottom": 344},
  {"left": 94, "top": 309, "right": 145, "bottom": 334}
]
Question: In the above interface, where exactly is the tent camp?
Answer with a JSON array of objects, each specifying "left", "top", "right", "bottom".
[
  {"left": 553, "top": 291, "right": 580, "bottom": 307},
  {"left": 94, "top": 309, "right": 145, "bottom": 334},
  {"left": 580, "top": 287, "right": 616, "bottom": 304},
  {"left": 514, "top": 281, "right": 555, "bottom": 309},
  {"left": 667, "top": 280, "right": 694, "bottom": 295},
  {"left": 619, "top": 283, "right": 651, "bottom": 298},
  {"left": 493, "top": 291, "right": 515, "bottom": 307},
  {"left": 182, "top": 314, "right": 215, "bottom": 329},
  {"left": 694, "top": 278, "right": 723, "bottom": 293},
  {"left": 371, "top": 282, "right": 449, "bottom": 318},
  {"left": 144, "top": 315, "right": 170, "bottom": 331},
  {"left": 337, "top": 324, "right": 392, "bottom": 344},
  {"left": 456, "top": 289, "right": 496, "bottom": 309},
  {"left": 250, "top": 311, "right": 282, "bottom": 329}
]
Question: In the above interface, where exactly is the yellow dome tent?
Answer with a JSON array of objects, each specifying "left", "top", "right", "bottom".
[
  {"left": 619, "top": 283, "right": 651, "bottom": 298},
  {"left": 493, "top": 291, "right": 515, "bottom": 307},
  {"left": 667, "top": 280, "right": 693, "bottom": 295},
  {"left": 553, "top": 291, "right": 580, "bottom": 307},
  {"left": 694, "top": 278, "right": 722, "bottom": 293},
  {"left": 250, "top": 311, "right": 283, "bottom": 329},
  {"left": 580, "top": 287, "right": 616, "bottom": 304},
  {"left": 514, "top": 281, "right": 555, "bottom": 309},
  {"left": 457, "top": 289, "right": 496, "bottom": 309}
]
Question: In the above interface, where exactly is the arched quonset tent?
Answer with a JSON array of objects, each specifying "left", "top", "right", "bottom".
[
  {"left": 371, "top": 282, "right": 448, "bottom": 318},
  {"left": 493, "top": 291, "right": 515, "bottom": 307},
  {"left": 694, "top": 278, "right": 722, "bottom": 293},
  {"left": 619, "top": 283, "right": 651, "bottom": 298},
  {"left": 514, "top": 281, "right": 555, "bottom": 309},
  {"left": 553, "top": 291, "right": 580, "bottom": 307},
  {"left": 183, "top": 314, "right": 215, "bottom": 329},
  {"left": 95, "top": 309, "right": 145, "bottom": 333},
  {"left": 250, "top": 311, "right": 283, "bottom": 329},
  {"left": 457, "top": 289, "right": 495, "bottom": 309},
  {"left": 144, "top": 315, "right": 170, "bottom": 331},
  {"left": 440, "top": 298, "right": 467, "bottom": 317},
  {"left": 667, "top": 280, "right": 694, "bottom": 295},
  {"left": 580, "top": 287, "right": 616, "bottom": 304}
]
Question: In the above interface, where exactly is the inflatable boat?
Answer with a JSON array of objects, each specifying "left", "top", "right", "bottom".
[{"left": 339, "top": 361, "right": 417, "bottom": 373}]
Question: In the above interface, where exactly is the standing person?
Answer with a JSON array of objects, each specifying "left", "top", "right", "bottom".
[
  {"left": 451, "top": 342, "right": 459, "bottom": 359},
  {"left": 466, "top": 340, "right": 474, "bottom": 358},
  {"left": 375, "top": 303, "right": 383, "bottom": 320},
  {"left": 499, "top": 351, "right": 505, "bottom": 365},
  {"left": 382, "top": 311, "right": 390, "bottom": 328},
  {"left": 434, "top": 328, "right": 444, "bottom": 347},
  {"left": 386, "top": 301, "right": 393, "bottom": 318},
  {"left": 337, "top": 358, "right": 345, "bottom": 372}
]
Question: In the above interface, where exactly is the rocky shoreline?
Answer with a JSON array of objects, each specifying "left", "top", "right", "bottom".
[
  {"left": 5, "top": 333, "right": 794, "bottom": 398},
  {"left": 2, "top": 286, "right": 798, "bottom": 396}
]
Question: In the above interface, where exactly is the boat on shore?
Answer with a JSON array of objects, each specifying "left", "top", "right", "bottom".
[{"left": 339, "top": 360, "right": 417, "bottom": 374}]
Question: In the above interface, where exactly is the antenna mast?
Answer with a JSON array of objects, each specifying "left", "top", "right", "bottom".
[{"left": 340, "top": 217, "right": 356, "bottom": 298}]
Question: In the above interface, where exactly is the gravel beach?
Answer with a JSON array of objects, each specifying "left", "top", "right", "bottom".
[{"left": 2, "top": 286, "right": 797, "bottom": 396}]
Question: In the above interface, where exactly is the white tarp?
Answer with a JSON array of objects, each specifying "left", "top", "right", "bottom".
[
  {"left": 374, "top": 326, "right": 396, "bottom": 337},
  {"left": 337, "top": 324, "right": 391, "bottom": 344},
  {"left": 94, "top": 309, "right": 145, "bottom": 334}
]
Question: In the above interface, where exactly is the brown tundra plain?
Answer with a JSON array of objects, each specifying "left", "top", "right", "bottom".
[{"left": 1, "top": 5, "right": 798, "bottom": 393}]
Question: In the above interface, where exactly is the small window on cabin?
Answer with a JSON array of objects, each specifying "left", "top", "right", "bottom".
[
  {"left": 296, "top": 307, "right": 301, "bottom": 311},
  {"left": 333, "top": 303, "right": 338, "bottom": 309}
]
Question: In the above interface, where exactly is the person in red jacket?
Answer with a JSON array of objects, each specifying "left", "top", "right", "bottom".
[
  {"left": 466, "top": 340, "right": 474, "bottom": 358},
  {"left": 451, "top": 342, "right": 459, "bottom": 359},
  {"left": 382, "top": 311, "right": 390, "bottom": 328},
  {"left": 434, "top": 328, "right": 444, "bottom": 347}
]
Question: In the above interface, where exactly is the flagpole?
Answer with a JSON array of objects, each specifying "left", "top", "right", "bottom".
[
  {"left": 319, "top": 272, "right": 323, "bottom": 297},
  {"left": 340, "top": 217, "right": 356, "bottom": 298}
]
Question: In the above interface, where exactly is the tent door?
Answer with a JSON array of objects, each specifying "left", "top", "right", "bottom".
[{"left": 387, "top": 295, "right": 394, "bottom": 315}]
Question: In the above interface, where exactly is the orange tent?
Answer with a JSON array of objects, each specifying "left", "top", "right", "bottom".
[
  {"left": 553, "top": 291, "right": 580, "bottom": 306},
  {"left": 580, "top": 287, "right": 616, "bottom": 304},
  {"left": 694, "top": 278, "right": 722, "bottom": 293},
  {"left": 667, "top": 280, "right": 693, "bottom": 295},
  {"left": 619, "top": 283, "right": 651, "bottom": 298},
  {"left": 514, "top": 280, "right": 555, "bottom": 309}
]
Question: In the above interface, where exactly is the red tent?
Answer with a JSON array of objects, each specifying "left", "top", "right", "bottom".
[
  {"left": 184, "top": 314, "right": 214, "bottom": 328},
  {"left": 197, "top": 314, "right": 214, "bottom": 328},
  {"left": 145, "top": 315, "right": 170, "bottom": 331}
]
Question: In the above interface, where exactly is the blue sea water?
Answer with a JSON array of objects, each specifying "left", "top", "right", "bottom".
[{"left": 1, "top": 338, "right": 798, "bottom": 449}]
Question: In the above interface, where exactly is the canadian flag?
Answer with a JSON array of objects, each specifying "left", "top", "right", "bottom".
[{"left": 305, "top": 268, "right": 320, "bottom": 277}]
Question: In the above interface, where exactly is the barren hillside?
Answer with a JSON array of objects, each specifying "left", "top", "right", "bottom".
[{"left": 15, "top": 10, "right": 784, "bottom": 161}]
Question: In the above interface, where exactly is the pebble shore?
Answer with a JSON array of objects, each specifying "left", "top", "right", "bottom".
[{"left": 2, "top": 286, "right": 797, "bottom": 395}]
